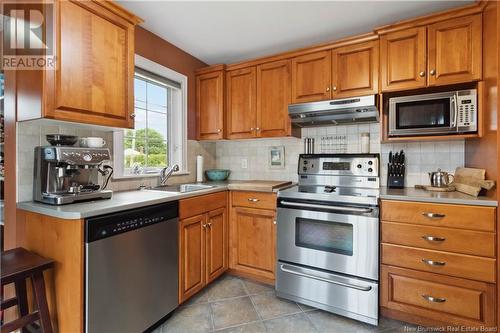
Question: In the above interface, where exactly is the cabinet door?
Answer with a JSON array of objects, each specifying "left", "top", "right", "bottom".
[
  {"left": 291, "top": 51, "right": 332, "bottom": 103},
  {"left": 196, "top": 71, "right": 225, "bottom": 140},
  {"left": 380, "top": 27, "right": 427, "bottom": 92},
  {"left": 179, "top": 214, "right": 206, "bottom": 303},
  {"left": 332, "top": 41, "right": 379, "bottom": 98},
  {"left": 226, "top": 67, "right": 257, "bottom": 139},
  {"left": 428, "top": 14, "right": 482, "bottom": 86},
  {"left": 47, "top": 0, "right": 134, "bottom": 128},
  {"left": 230, "top": 207, "right": 276, "bottom": 280},
  {"left": 206, "top": 208, "right": 228, "bottom": 283},
  {"left": 256, "top": 60, "right": 292, "bottom": 138}
]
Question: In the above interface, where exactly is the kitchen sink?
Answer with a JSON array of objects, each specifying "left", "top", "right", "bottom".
[{"left": 146, "top": 183, "right": 215, "bottom": 193}]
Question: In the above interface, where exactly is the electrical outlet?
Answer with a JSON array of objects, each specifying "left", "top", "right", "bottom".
[{"left": 241, "top": 158, "right": 248, "bottom": 169}]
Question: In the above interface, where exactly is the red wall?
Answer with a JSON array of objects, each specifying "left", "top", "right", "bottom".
[{"left": 135, "top": 26, "right": 207, "bottom": 139}]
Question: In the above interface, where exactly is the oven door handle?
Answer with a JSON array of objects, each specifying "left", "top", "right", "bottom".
[
  {"left": 279, "top": 264, "right": 372, "bottom": 292},
  {"left": 280, "top": 200, "right": 373, "bottom": 214}
]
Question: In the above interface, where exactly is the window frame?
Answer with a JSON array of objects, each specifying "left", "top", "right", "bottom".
[{"left": 113, "top": 54, "right": 188, "bottom": 179}]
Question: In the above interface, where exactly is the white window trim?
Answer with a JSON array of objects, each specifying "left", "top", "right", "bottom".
[{"left": 113, "top": 54, "right": 188, "bottom": 179}]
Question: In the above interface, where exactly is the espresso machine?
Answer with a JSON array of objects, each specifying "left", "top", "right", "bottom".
[{"left": 33, "top": 146, "right": 113, "bottom": 205}]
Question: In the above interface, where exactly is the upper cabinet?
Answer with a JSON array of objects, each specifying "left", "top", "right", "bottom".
[
  {"left": 226, "top": 67, "right": 257, "bottom": 139},
  {"left": 291, "top": 51, "right": 332, "bottom": 103},
  {"left": 380, "top": 13, "right": 482, "bottom": 92},
  {"left": 17, "top": 0, "right": 142, "bottom": 128},
  {"left": 331, "top": 40, "right": 379, "bottom": 98},
  {"left": 256, "top": 60, "right": 292, "bottom": 138},
  {"left": 380, "top": 28, "right": 427, "bottom": 92},
  {"left": 427, "top": 14, "right": 482, "bottom": 86},
  {"left": 196, "top": 66, "right": 225, "bottom": 140}
]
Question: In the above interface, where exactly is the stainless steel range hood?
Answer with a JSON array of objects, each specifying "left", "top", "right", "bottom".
[{"left": 288, "top": 95, "right": 378, "bottom": 127}]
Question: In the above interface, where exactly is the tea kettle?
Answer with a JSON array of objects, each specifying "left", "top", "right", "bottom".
[{"left": 428, "top": 169, "right": 454, "bottom": 187}]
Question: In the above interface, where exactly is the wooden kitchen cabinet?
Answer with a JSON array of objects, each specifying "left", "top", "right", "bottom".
[
  {"left": 196, "top": 66, "right": 225, "bottom": 140},
  {"left": 331, "top": 40, "right": 379, "bottom": 98},
  {"left": 291, "top": 50, "right": 332, "bottom": 103},
  {"left": 17, "top": 0, "right": 142, "bottom": 128},
  {"left": 256, "top": 60, "right": 292, "bottom": 137},
  {"left": 427, "top": 14, "right": 482, "bottom": 86},
  {"left": 179, "top": 214, "right": 206, "bottom": 302},
  {"left": 380, "top": 27, "right": 427, "bottom": 92},
  {"left": 178, "top": 192, "right": 228, "bottom": 303},
  {"left": 226, "top": 67, "right": 257, "bottom": 139},
  {"left": 229, "top": 191, "right": 277, "bottom": 282},
  {"left": 380, "top": 13, "right": 482, "bottom": 92},
  {"left": 380, "top": 199, "right": 496, "bottom": 328}
]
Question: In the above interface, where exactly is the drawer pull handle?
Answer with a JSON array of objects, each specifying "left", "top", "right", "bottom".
[
  {"left": 248, "top": 198, "right": 260, "bottom": 202},
  {"left": 422, "top": 212, "right": 446, "bottom": 219},
  {"left": 422, "top": 294, "right": 446, "bottom": 303},
  {"left": 422, "top": 259, "right": 446, "bottom": 266},
  {"left": 422, "top": 235, "right": 446, "bottom": 242}
]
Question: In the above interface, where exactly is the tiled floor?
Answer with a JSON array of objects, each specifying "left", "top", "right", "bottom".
[{"left": 152, "top": 274, "right": 413, "bottom": 333}]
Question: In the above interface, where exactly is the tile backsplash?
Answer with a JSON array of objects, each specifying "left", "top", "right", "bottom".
[
  {"left": 16, "top": 120, "right": 216, "bottom": 202},
  {"left": 215, "top": 123, "right": 464, "bottom": 186},
  {"left": 16, "top": 120, "right": 465, "bottom": 202}
]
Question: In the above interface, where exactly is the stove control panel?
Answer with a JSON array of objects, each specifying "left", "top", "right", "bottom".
[{"left": 299, "top": 154, "right": 379, "bottom": 177}]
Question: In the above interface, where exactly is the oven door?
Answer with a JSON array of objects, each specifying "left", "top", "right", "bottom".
[
  {"left": 277, "top": 199, "right": 379, "bottom": 280},
  {"left": 389, "top": 92, "right": 457, "bottom": 136}
]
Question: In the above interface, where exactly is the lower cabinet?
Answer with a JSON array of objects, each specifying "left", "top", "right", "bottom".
[
  {"left": 380, "top": 200, "right": 497, "bottom": 328},
  {"left": 229, "top": 191, "right": 277, "bottom": 282},
  {"left": 178, "top": 193, "right": 228, "bottom": 303}
]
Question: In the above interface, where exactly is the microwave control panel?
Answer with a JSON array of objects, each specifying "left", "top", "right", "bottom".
[{"left": 456, "top": 90, "right": 477, "bottom": 130}]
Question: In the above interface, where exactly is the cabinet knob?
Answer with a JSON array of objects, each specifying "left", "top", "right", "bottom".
[
  {"left": 332, "top": 86, "right": 337, "bottom": 91},
  {"left": 419, "top": 71, "right": 426, "bottom": 77},
  {"left": 130, "top": 113, "right": 136, "bottom": 119},
  {"left": 256, "top": 127, "right": 260, "bottom": 131},
  {"left": 273, "top": 220, "right": 277, "bottom": 225},
  {"left": 202, "top": 224, "right": 207, "bottom": 228},
  {"left": 326, "top": 87, "right": 330, "bottom": 92},
  {"left": 250, "top": 127, "right": 255, "bottom": 131},
  {"left": 430, "top": 69, "right": 436, "bottom": 76},
  {"left": 217, "top": 129, "right": 221, "bottom": 133},
  {"left": 207, "top": 222, "right": 212, "bottom": 228}
]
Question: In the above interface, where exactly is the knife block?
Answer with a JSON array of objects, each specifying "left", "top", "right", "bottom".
[{"left": 387, "top": 150, "right": 405, "bottom": 189}]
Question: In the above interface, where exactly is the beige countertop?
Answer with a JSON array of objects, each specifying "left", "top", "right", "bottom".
[
  {"left": 17, "top": 180, "right": 294, "bottom": 219},
  {"left": 380, "top": 187, "right": 497, "bottom": 207}
]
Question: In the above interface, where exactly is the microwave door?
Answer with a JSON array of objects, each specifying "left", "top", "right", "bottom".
[{"left": 389, "top": 94, "right": 456, "bottom": 136}]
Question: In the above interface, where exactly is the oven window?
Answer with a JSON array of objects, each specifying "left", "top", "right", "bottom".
[
  {"left": 396, "top": 99, "right": 450, "bottom": 129},
  {"left": 295, "top": 218, "right": 353, "bottom": 256}
]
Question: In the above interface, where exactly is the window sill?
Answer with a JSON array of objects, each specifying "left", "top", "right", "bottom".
[{"left": 113, "top": 171, "right": 190, "bottom": 180}]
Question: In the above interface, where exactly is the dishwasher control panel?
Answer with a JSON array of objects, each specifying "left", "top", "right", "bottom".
[{"left": 85, "top": 201, "right": 179, "bottom": 242}]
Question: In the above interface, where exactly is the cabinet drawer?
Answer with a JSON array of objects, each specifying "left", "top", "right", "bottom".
[
  {"left": 381, "top": 221, "right": 496, "bottom": 257},
  {"left": 381, "top": 265, "right": 495, "bottom": 327},
  {"left": 231, "top": 191, "right": 276, "bottom": 210},
  {"left": 180, "top": 192, "right": 227, "bottom": 219},
  {"left": 381, "top": 243, "right": 496, "bottom": 283},
  {"left": 381, "top": 200, "right": 495, "bottom": 232}
]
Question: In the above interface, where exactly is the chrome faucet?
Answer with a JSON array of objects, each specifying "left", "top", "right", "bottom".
[{"left": 159, "top": 164, "right": 179, "bottom": 186}]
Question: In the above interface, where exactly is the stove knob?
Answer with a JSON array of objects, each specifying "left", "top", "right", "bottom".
[
  {"left": 368, "top": 168, "right": 373, "bottom": 173},
  {"left": 368, "top": 161, "right": 373, "bottom": 165},
  {"left": 83, "top": 153, "right": 92, "bottom": 162},
  {"left": 357, "top": 164, "right": 362, "bottom": 169},
  {"left": 303, "top": 160, "right": 308, "bottom": 165},
  {"left": 303, "top": 167, "right": 307, "bottom": 172}
]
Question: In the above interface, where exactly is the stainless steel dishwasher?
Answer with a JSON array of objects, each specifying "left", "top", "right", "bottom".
[{"left": 85, "top": 201, "right": 178, "bottom": 333}]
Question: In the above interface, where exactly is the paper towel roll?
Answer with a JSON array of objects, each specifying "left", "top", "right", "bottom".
[{"left": 196, "top": 155, "right": 204, "bottom": 182}]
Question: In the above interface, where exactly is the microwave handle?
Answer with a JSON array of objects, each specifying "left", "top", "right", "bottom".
[{"left": 451, "top": 95, "right": 458, "bottom": 128}]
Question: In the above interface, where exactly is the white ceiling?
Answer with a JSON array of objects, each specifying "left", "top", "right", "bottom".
[{"left": 119, "top": 1, "right": 473, "bottom": 65}]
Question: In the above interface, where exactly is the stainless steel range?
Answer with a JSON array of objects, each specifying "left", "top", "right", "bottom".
[{"left": 276, "top": 154, "right": 380, "bottom": 325}]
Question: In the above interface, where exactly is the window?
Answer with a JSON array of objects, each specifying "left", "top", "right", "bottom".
[{"left": 114, "top": 55, "right": 187, "bottom": 178}]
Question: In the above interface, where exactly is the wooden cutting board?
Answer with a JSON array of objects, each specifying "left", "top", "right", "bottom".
[{"left": 227, "top": 180, "right": 292, "bottom": 192}]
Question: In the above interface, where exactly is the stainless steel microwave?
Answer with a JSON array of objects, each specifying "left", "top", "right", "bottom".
[{"left": 388, "top": 89, "right": 477, "bottom": 137}]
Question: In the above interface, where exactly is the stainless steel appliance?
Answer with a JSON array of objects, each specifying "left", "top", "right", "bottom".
[
  {"left": 85, "top": 202, "right": 178, "bottom": 333},
  {"left": 33, "top": 146, "right": 113, "bottom": 205},
  {"left": 276, "top": 154, "right": 380, "bottom": 325},
  {"left": 388, "top": 89, "right": 477, "bottom": 137},
  {"left": 288, "top": 95, "right": 378, "bottom": 127}
]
